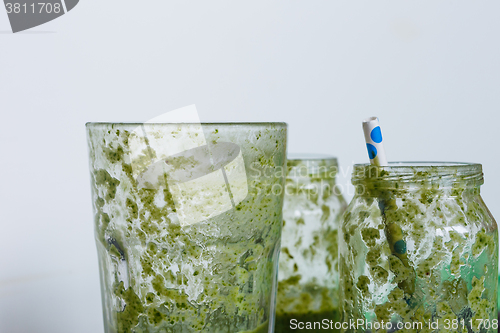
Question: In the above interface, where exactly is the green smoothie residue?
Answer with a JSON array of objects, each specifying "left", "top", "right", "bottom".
[
  {"left": 87, "top": 123, "right": 287, "bottom": 333},
  {"left": 276, "top": 158, "right": 346, "bottom": 333},
  {"left": 340, "top": 163, "right": 498, "bottom": 332}
]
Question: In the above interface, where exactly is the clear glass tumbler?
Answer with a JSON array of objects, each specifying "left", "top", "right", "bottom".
[
  {"left": 340, "top": 162, "right": 498, "bottom": 333},
  {"left": 275, "top": 155, "right": 347, "bottom": 332},
  {"left": 86, "top": 122, "right": 287, "bottom": 333}
]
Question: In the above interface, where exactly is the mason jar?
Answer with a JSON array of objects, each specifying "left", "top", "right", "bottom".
[
  {"left": 339, "top": 162, "right": 498, "bottom": 333},
  {"left": 276, "top": 155, "right": 347, "bottom": 332},
  {"left": 86, "top": 122, "right": 287, "bottom": 333}
]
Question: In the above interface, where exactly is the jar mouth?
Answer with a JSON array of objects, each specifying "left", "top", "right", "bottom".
[
  {"left": 352, "top": 162, "right": 483, "bottom": 188},
  {"left": 287, "top": 154, "right": 338, "bottom": 179}
]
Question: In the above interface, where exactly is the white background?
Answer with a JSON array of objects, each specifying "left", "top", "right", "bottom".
[{"left": 1, "top": 1, "right": 499, "bottom": 332}]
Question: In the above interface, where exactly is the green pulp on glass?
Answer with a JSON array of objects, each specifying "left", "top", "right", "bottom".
[
  {"left": 276, "top": 156, "right": 347, "bottom": 332},
  {"left": 339, "top": 163, "right": 498, "bottom": 333},
  {"left": 87, "top": 123, "right": 287, "bottom": 333}
]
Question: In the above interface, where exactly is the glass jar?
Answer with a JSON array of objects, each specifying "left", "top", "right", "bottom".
[
  {"left": 339, "top": 162, "right": 498, "bottom": 333},
  {"left": 276, "top": 155, "right": 347, "bottom": 332},
  {"left": 86, "top": 122, "right": 287, "bottom": 333}
]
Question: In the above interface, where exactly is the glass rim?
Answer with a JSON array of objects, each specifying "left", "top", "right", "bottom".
[
  {"left": 288, "top": 153, "right": 337, "bottom": 161},
  {"left": 352, "top": 161, "right": 484, "bottom": 187},
  {"left": 353, "top": 161, "right": 482, "bottom": 170},
  {"left": 287, "top": 154, "right": 339, "bottom": 179}
]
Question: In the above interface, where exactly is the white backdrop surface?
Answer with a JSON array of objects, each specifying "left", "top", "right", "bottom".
[{"left": 1, "top": 1, "right": 499, "bottom": 332}]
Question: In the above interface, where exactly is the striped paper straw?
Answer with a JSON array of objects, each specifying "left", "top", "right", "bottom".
[{"left": 362, "top": 117, "right": 388, "bottom": 166}]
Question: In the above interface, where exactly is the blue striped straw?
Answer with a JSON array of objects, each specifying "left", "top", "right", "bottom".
[{"left": 362, "top": 117, "right": 388, "bottom": 166}]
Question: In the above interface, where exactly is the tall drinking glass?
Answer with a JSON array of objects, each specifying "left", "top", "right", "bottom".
[{"left": 86, "top": 122, "right": 287, "bottom": 333}]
